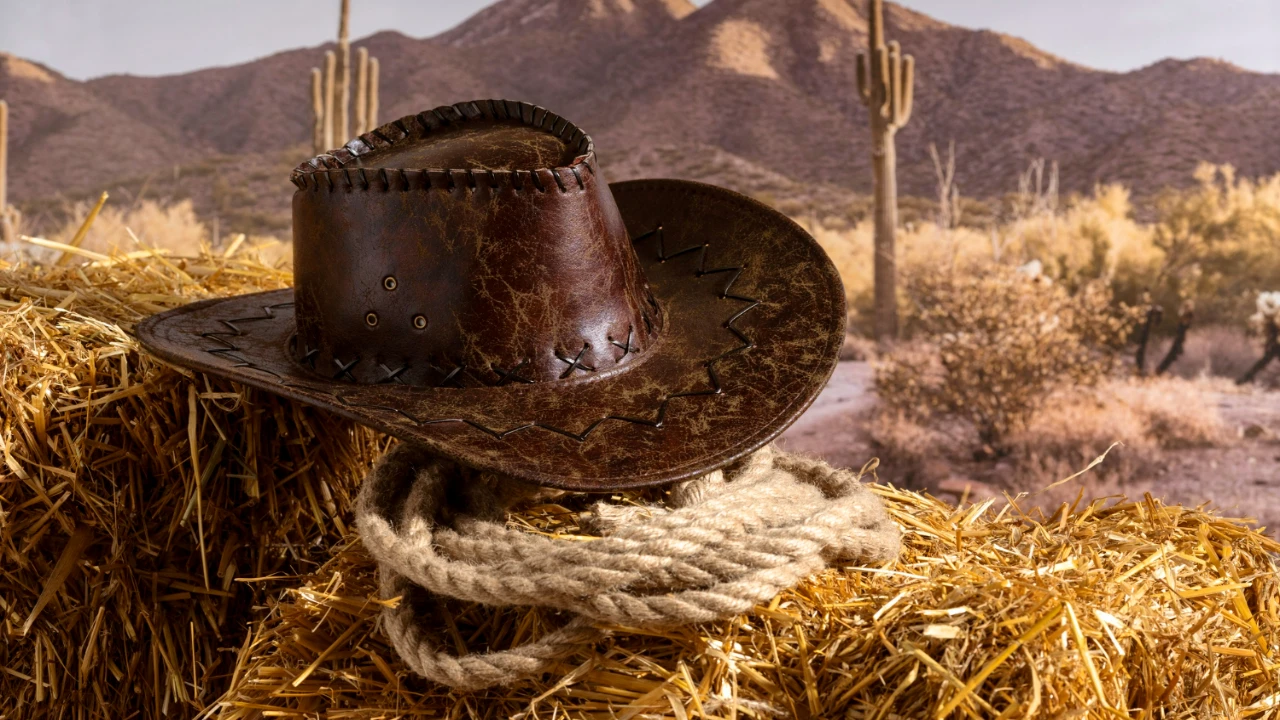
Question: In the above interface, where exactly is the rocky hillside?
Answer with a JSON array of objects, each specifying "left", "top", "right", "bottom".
[{"left": 2, "top": 0, "right": 1278, "bottom": 230}]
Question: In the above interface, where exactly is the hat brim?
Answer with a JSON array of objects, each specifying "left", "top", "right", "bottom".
[{"left": 136, "top": 179, "right": 845, "bottom": 491}]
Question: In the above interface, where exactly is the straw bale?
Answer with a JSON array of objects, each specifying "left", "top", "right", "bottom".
[
  {"left": 3, "top": 247, "right": 1279, "bottom": 718},
  {"left": 0, "top": 246, "right": 387, "bottom": 717},
  {"left": 215, "top": 484, "right": 1280, "bottom": 718}
]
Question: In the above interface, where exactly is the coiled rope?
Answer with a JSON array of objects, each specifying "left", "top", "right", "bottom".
[{"left": 356, "top": 444, "right": 900, "bottom": 690}]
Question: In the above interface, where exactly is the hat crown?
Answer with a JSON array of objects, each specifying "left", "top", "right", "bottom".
[{"left": 289, "top": 101, "right": 662, "bottom": 388}]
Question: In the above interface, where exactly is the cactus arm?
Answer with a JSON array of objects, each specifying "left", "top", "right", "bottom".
[
  {"left": 887, "top": 41, "right": 902, "bottom": 123},
  {"left": 856, "top": 53, "right": 871, "bottom": 106},
  {"left": 355, "top": 47, "right": 369, "bottom": 136},
  {"left": 897, "top": 55, "right": 915, "bottom": 127},
  {"left": 310, "top": 68, "right": 325, "bottom": 154},
  {"left": 323, "top": 51, "right": 336, "bottom": 149},
  {"left": 311, "top": 3, "right": 384, "bottom": 152},
  {"left": 874, "top": 46, "right": 891, "bottom": 118}
]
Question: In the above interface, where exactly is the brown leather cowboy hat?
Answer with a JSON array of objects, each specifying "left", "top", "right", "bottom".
[{"left": 137, "top": 100, "right": 845, "bottom": 491}]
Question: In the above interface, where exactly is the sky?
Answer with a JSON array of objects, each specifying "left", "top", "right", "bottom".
[{"left": 1, "top": 0, "right": 1277, "bottom": 81}]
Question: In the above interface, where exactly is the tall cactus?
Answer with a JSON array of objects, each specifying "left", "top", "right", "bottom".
[
  {"left": 354, "top": 47, "right": 369, "bottom": 136},
  {"left": 856, "top": 0, "right": 914, "bottom": 342},
  {"left": 310, "top": 68, "right": 325, "bottom": 154},
  {"left": 335, "top": 0, "right": 351, "bottom": 143},
  {"left": 319, "top": 51, "right": 336, "bottom": 152},
  {"left": 0, "top": 99, "right": 12, "bottom": 245},
  {"left": 367, "top": 56, "right": 379, "bottom": 130},
  {"left": 308, "top": 1, "right": 380, "bottom": 154},
  {"left": 0, "top": 100, "right": 7, "bottom": 226}
]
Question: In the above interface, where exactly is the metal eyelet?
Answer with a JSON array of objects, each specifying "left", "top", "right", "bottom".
[
  {"left": 366, "top": 312, "right": 379, "bottom": 327},
  {"left": 383, "top": 276, "right": 397, "bottom": 291},
  {"left": 413, "top": 315, "right": 428, "bottom": 329}
]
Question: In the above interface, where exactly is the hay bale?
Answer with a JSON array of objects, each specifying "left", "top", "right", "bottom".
[
  {"left": 3, "top": 248, "right": 1278, "bottom": 717},
  {"left": 214, "top": 486, "right": 1280, "bottom": 718},
  {"left": 0, "top": 247, "right": 386, "bottom": 716}
]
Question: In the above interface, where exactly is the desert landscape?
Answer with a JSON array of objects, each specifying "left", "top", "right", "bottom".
[
  {"left": 5, "top": 0, "right": 1277, "bottom": 514},
  {"left": 5, "top": 0, "right": 1280, "bottom": 231},
  {"left": 2, "top": 0, "right": 1279, "bottom": 717}
]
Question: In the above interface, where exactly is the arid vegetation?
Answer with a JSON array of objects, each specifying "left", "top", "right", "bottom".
[
  {"left": 3, "top": 197, "right": 289, "bottom": 271},
  {"left": 795, "top": 161, "right": 1280, "bottom": 498},
  {"left": 874, "top": 267, "right": 1140, "bottom": 446},
  {"left": 9, "top": 164, "right": 1273, "bottom": 508},
  {"left": 3, "top": 0, "right": 1279, "bottom": 716},
  {"left": 811, "top": 163, "right": 1280, "bottom": 333}
]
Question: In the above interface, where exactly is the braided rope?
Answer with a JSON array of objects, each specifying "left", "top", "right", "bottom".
[{"left": 356, "top": 444, "right": 901, "bottom": 690}]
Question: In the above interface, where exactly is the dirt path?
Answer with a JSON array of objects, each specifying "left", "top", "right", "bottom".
[
  {"left": 776, "top": 362, "right": 878, "bottom": 470},
  {"left": 779, "top": 362, "right": 1280, "bottom": 533}
]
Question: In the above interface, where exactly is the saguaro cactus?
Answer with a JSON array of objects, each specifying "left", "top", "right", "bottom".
[
  {"left": 354, "top": 47, "right": 369, "bottom": 136},
  {"left": 308, "top": 1, "right": 380, "bottom": 154},
  {"left": 320, "top": 51, "right": 335, "bottom": 149},
  {"left": 335, "top": 0, "right": 351, "bottom": 143},
  {"left": 856, "top": 0, "right": 914, "bottom": 342},
  {"left": 0, "top": 101, "right": 8, "bottom": 228},
  {"left": 0, "top": 99, "right": 13, "bottom": 245},
  {"left": 310, "top": 68, "right": 325, "bottom": 154},
  {"left": 367, "top": 57, "right": 380, "bottom": 130}
]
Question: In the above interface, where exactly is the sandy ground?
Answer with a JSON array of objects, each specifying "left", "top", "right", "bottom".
[
  {"left": 779, "top": 362, "right": 1280, "bottom": 533},
  {"left": 777, "top": 362, "right": 879, "bottom": 470}
]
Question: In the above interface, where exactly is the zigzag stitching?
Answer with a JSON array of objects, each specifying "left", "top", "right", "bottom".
[{"left": 198, "top": 227, "right": 758, "bottom": 442}]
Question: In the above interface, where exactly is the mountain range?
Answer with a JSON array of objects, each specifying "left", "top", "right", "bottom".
[{"left": 3, "top": 0, "right": 1279, "bottom": 232}]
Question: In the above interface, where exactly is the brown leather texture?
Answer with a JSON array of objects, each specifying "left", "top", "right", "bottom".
[
  {"left": 290, "top": 101, "right": 658, "bottom": 387},
  {"left": 136, "top": 100, "right": 846, "bottom": 491}
]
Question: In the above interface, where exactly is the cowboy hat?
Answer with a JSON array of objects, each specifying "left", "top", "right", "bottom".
[{"left": 137, "top": 100, "right": 845, "bottom": 491}]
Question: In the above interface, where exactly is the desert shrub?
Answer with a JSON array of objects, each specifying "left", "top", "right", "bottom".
[
  {"left": 1005, "top": 376, "right": 1228, "bottom": 487},
  {"left": 838, "top": 332, "right": 878, "bottom": 362},
  {"left": 7, "top": 197, "right": 291, "bottom": 267},
  {"left": 1107, "top": 376, "right": 1230, "bottom": 448},
  {"left": 876, "top": 267, "right": 1141, "bottom": 445},
  {"left": 800, "top": 180, "right": 1161, "bottom": 335},
  {"left": 802, "top": 164, "right": 1280, "bottom": 341},
  {"left": 866, "top": 408, "right": 951, "bottom": 482},
  {"left": 1014, "top": 377, "right": 1225, "bottom": 457},
  {"left": 871, "top": 376, "right": 1227, "bottom": 490},
  {"left": 1023, "top": 185, "right": 1162, "bottom": 294},
  {"left": 1147, "top": 164, "right": 1280, "bottom": 327},
  {"left": 50, "top": 197, "right": 210, "bottom": 255},
  {"left": 798, "top": 217, "right": 995, "bottom": 332}
]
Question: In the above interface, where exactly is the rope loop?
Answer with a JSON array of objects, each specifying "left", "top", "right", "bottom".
[{"left": 356, "top": 444, "right": 900, "bottom": 690}]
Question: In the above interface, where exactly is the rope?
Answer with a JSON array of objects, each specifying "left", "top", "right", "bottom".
[{"left": 356, "top": 444, "right": 901, "bottom": 690}]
